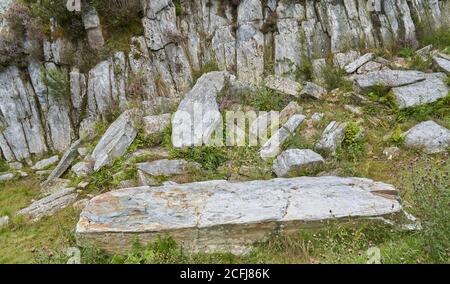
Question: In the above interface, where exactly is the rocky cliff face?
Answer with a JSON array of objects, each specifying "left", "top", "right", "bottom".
[{"left": 0, "top": 0, "right": 449, "bottom": 163}]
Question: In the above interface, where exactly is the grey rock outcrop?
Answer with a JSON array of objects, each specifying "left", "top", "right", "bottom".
[
  {"left": 71, "top": 161, "right": 94, "bottom": 177},
  {"left": 143, "top": 114, "right": 171, "bottom": 136},
  {"left": 403, "top": 121, "right": 450, "bottom": 154},
  {"left": 300, "top": 82, "right": 327, "bottom": 100},
  {"left": 344, "top": 53, "right": 376, "bottom": 74},
  {"left": 273, "top": 149, "right": 325, "bottom": 177},
  {"left": 76, "top": 176, "right": 401, "bottom": 254},
  {"left": 353, "top": 70, "right": 428, "bottom": 90},
  {"left": 0, "top": 172, "right": 14, "bottom": 181},
  {"left": 433, "top": 55, "right": 450, "bottom": 74},
  {"left": 264, "top": 75, "right": 302, "bottom": 97}
]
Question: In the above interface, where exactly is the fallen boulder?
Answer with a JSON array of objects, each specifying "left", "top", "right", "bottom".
[
  {"left": 344, "top": 53, "right": 375, "bottom": 74},
  {"left": 315, "top": 121, "right": 347, "bottom": 154},
  {"left": 403, "top": 121, "right": 450, "bottom": 154},
  {"left": 353, "top": 70, "right": 427, "bottom": 90},
  {"left": 137, "top": 159, "right": 201, "bottom": 177},
  {"left": 0, "top": 172, "right": 14, "bottom": 182},
  {"left": 171, "top": 71, "right": 229, "bottom": 148},
  {"left": 264, "top": 75, "right": 302, "bottom": 97},
  {"left": 42, "top": 139, "right": 82, "bottom": 187},
  {"left": 300, "top": 82, "right": 327, "bottom": 100},
  {"left": 143, "top": 113, "right": 171, "bottom": 136},
  {"left": 91, "top": 110, "right": 137, "bottom": 171},
  {"left": 76, "top": 176, "right": 401, "bottom": 254},
  {"left": 17, "top": 188, "right": 78, "bottom": 222},
  {"left": 260, "top": 114, "right": 306, "bottom": 160},
  {"left": 391, "top": 73, "right": 449, "bottom": 109},
  {"left": 433, "top": 55, "right": 450, "bottom": 74},
  {"left": 273, "top": 149, "right": 325, "bottom": 177},
  {"left": 31, "top": 155, "right": 59, "bottom": 170}
]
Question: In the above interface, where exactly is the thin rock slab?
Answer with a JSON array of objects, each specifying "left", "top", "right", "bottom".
[
  {"left": 315, "top": 121, "right": 347, "bottom": 154},
  {"left": 91, "top": 110, "right": 138, "bottom": 171},
  {"left": 391, "top": 73, "right": 449, "bottom": 109},
  {"left": 300, "top": 82, "right": 327, "bottom": 100},
  {"left": 403, "top": 121, "right": 450, "bottom": 154},
  {"left": 260, "top": 114, "right": 306, "bottom": 160},
  {"left": 433, "top": 56, "right": 450, "bottom": 74},
  {"left": 352, "top": 70, "right": 427, "bottom": 91},
  {"left": 264, "top": 75, "right": 302, "bottom": 97},
  {"left": 0, "top": 172, "right": 14, "bottom": 181},
  {"left": 273, "top": 149, "right": 325, "bottom": 177},
  {"left": 17, "top": 188, "right": 78, "bottom": 222},
  {"left": 31, "top": 155, "right": 59, "bottom": 170},
  {"left": 344, "top": 53, "right": 375, "bottom": 74},
  {"left": 137, "top": 159, "right": 201, "bottom": 177},
  {"left": 76, "top": 176, "right": 401, "bottom": 254}
]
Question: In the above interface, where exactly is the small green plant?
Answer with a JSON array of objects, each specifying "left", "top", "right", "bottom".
[
  {"left": 0, "top": 160, "right": 9, "bottom": 172},
  {"left": 42, "top": 68, "right": 71, "bottom": 98},
  {"left": 192, "top": 61, "right": 220, "bottom": 84},
  {"left": 409, "top": 55, "right": 432, "bottom": 71},
  {"left": 340, "top": 122, "right": 364, "bottom": 162},
  {"left": 321, "top": 64, "right": 353, "bottom": 91},
  {"left": 170, "top": 146, "right": 228, "bottom": 171},
  {"left": 367, "top": 84, "right": 397, "bottom": 109},
  {"left": 398, "top": 47, "right": 416, "bottom": 58},
  {"left": 446, "top": 75, "right": 450, "bottom": 87},
  {"left": 396, "top": 93, "right": 450, "bottom": 123},
  {"left": 390, "top": 125, "right": 405, "bottom": 145}
]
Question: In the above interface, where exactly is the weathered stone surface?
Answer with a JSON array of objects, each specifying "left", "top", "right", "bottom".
[
  {"left": 73, "top": 199, "right": 90, "bottom": 211},
  {"left": 143, "top": 114, "right": 171, "bottom": 136},
  {"left": 311, "top": 113, "right": 324, "bottom": 122},
  {"left": 0, "top": 215, "right": 9, "bottom": 229},
  {"left": 91, "top": 111, "right": 137, "bottom": 171},
  {"left": 31, "top": 156, "right": 59, "bottom": 170},
  {"left": 333, "top": 51, "right": 361, "bottom": 68},
  {"left": 17, "top": 188, "right": 78, "bottom": 222},
  {"left": 76, "top": 176, "right": 401, "bottom": 254},
  {"left": 273, "top": 149, "right": 325, "bottom": 177},
  {"left": 391, "top": 73, "right": 449, "bottom": 109},
  {"left": 0, "top": 66, "right": 48, "bottom": 162},
  {"left": 172, "top": 72, "right": 229, "bottom": 148},
  {"left": 403, "top": 121, "right": 450, "bottom": 154},
  {"left": 71, "top": 162, "right": 94, "bottom": 177},
  {"left": 0, "top": 172, "right": 14, "bottom": 181},
  {"left": 8, "top": 162, "right": 23, "bottom": 170},
  {"left": 137, "top": 159, "right": 201, "bottom": 177},
  {"left": 260, "top": 114, "right": 306, "bottom": 160},
  {"left": 344, "top": 53, "right": 376, "bottom": 74},
  {"left": 40, "top": 178, "right": 70, "bottom": 195},
  {"left": 264, "top": 76, "right": 302, "bottom": 97},
  {"left": 415, "top": 44, "right": 433, "bottom": 59},
  {"left": 433, "top": 55, "right": 450, "bottom": 74},
  {"left": 43, "top": 139, "right": 82, "bottom": 186},
  {"left": 357, "top": 61, "right": 383, "bottom": 74},
  {"left": 353, "top": 70, "right": 428, "bottom": 90},
  {"left": 300, "top": 82, "right": 327, "bottom": 100},
  {"left": 315, "top": 121, "right": 347, "bottom": 154}
]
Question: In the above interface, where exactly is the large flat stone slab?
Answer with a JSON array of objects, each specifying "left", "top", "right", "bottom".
[
  {"left": 391, "top": 73, "right": 449, "bottom": 109},
  {"left": 353, "top": 70, "right": 427, "bottom": 90},
  {"left": 76, "top": 176, "right": 401, "bottom": 254}
]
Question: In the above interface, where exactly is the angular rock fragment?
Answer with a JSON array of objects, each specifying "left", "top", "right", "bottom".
[
  {"left": 353, "top": 70, "right": 427, "bottom": 90},
  {"left": 391, "top": 73, "right": 449, "bottom": 109},
  {"left": 403, "top": 121, "right": 450, "bottom": 154},
  {"left": 415, "top": 45, "right": 433, "bottom": 60},
  {"left": 71, "top": 162, "right": 94, "bottom": 177},
  {"left": 273, "top": 149, "right": 325, "bottom": 177},
  {"left": 17, "top": 188, "right": 78, "bottom": 222},
  {"left": 315, "top": 121, "right": 347, "bottom": 154},
  {"left": 42, "top": 139, "right": 82, "bottom": 186},
  {"left": 333, "top": 51, "right": 360, "bottom": 68},
  {"left": 172, "top": 72, "right": 229, "bottom": 148},
  {"left": 344, "top": 53, "right": 375, "bottom": 74},
  {"left": 137, "top": 159, "right": 201, "bottom": 177},
  {"left": 260, "top": 114, "right": 306, "bottom": 160},
  {"left": 264, "top": 75, "right": 302, "bottom": 97},
  {"left": 0, "top": 172, "right": 14, "bottom": 181},
  {"left": 0, "top": 215, "right": 9, "bottom": 228},
  {"left": 31, "top": 156, "right": 59, "bottom": 170},
  {"left": 143, "top": 114, "right": 171, "bottom": 136},
  {"left": 300, "top": 82, "right": 327, "bottom": 99},
  {"left": 76, "top": 176, "right": 401, "bottom": 254},
  {"left": 433, "top": 56, "right": 450, "bottom": 74},
  {"left": 357, "top": 61, "right": 382, "bottom": 74},
  {"left": 91, "top": 111, "right": 138, "bottom": 171}
]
